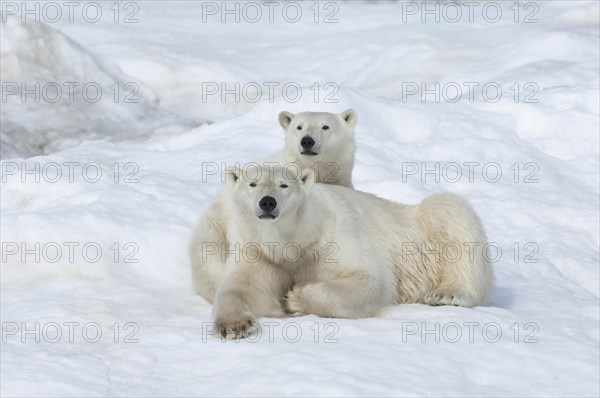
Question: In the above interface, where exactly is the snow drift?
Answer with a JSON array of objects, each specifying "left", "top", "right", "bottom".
[{"left": 0, "top": 16, "right": 196, "bottom": 159}]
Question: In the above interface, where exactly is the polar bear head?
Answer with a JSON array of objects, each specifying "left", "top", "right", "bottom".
[
  {"left": 224, "top": 164, "right": 314, "bottom": 224},
  {"left": 278, "top": 109, "right": 357, "bottom": 187}
]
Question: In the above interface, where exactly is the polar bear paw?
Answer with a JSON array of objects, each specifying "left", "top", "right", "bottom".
[
  {"left": 284, "top": 285, "right": 309, "bottom": 317},
  {"left": 215, "top": 315, "right": 258, "bottom": 339},
  {"left": 423, "top": 290, "right": 468, "bottom": 307}
]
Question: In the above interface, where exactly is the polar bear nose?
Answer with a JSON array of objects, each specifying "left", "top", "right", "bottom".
[
  {"left": 300, "top": 135, "right": 315, "bottom": 149},
  {"left": 259, "top": 196, "right": 277, "bottom": 212}
]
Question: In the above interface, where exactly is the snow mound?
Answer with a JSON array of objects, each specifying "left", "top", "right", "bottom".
[{"left": 0, "top": 17, "right": 196, "bottom": 159}]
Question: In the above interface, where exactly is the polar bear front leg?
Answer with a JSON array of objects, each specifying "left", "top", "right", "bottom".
[
  {"left": 213, "top": 260, "right": 290, "bottom": 339},
  {"left": 284, "top": 271, "right": 390, "bottom": 319},
  {"left": 213, "top": 290, "right": 258, "bottom": 339}
]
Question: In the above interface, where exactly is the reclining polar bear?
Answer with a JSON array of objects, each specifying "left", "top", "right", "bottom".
[
  {"left": 191, "top": 109, "right": 358, "bottom": 303},
  {"left": 211, "top": 166, "right": 493, "bottom": 339}
]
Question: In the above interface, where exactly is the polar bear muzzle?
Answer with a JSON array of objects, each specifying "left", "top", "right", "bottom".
[
  {"left": 300, "top": 135, "right": 318, "bottom": 156},
  {"left": 258, "top": 196, "right": 278, "bottom": 220}
]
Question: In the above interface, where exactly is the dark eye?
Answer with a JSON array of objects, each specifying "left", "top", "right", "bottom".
[
  {"left": 280, "top": 184, "right": 288, "bottom": 188},
  {"left": 249, "top": 183, "right": 256, "bottom": 187},
  {"left": 322, "top": 125, "right": 329, "bottom": 130},
  {"left": 297, "top": 125, "right": 302, "bottom": 130}
]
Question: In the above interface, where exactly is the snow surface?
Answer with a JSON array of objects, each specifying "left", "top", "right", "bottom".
[{"left": 1, "top": 1, "right": 599, "bottom": 396}]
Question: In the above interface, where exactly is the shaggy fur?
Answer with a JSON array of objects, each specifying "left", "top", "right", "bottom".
[
  {"left": 191, "top": 110, "right": 357, "bottom": 303},
  {"left": 206, "top": 166, "right": 493, "bottom": 339}
]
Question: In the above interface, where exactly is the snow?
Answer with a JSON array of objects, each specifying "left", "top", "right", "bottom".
[{"left": 1, "top": 1, "right": 599, "bottom": 396}]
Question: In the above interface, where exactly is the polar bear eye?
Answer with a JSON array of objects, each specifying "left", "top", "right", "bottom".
[
  {"left": 322, "top": 125, "right": 329, "bottom": 130},
  {"left": 249, "top": 182, "right": 257, "bottom": 187},
  {"left": 280, "top": 184, "right": 288, "bottom": 188},
  {"left": 297, "top": 125, "right": 302, "bottom": 130}
]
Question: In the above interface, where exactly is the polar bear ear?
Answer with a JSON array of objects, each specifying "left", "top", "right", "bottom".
[
  {"left": 278, "top": 111, "right": 295, "bottom": 130},
  {"left": 339, "top": 109, "right": 358, "bottom": 130},
  {"left": 300, "top": 168, "right": 315, "bottom": 190},
  {"left": 224, "top": 166, "right": 241, "bottom": 187}
]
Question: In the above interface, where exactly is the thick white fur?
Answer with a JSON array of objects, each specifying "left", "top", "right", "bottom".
[
  {"left": 208, "top": 166, "right": 493, "bottom": 339},
  {"left": 279, "top": 109, "right": 356, "bottom": 188},
  {"left": 191, "top": 110, "right": 357, "bottom": 304}
]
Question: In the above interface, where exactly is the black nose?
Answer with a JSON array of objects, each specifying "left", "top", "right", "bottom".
[
  {"left": 259, "top": 196, "right": 277, "bottom": 212},
  {"left": 300, "top": 135, "right": 315, "bottom": 149}
]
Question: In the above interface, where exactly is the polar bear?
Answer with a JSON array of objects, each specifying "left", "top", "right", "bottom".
[
  {"left": 191, "top": 110, "right": 358, "bottom": 304},
  {"left": 278, "top": 109, "right": 356, "bottom": 188},
  {"left": 210, "top": 165, "right": 493, "bottom": 339}
]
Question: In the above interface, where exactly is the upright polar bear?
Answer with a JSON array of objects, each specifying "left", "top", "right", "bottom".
[
  {"left": 191, "top": 109, "right": 358, "bottom": 303},
  {"left": 211, "top": 166, "right": 493, "bottom": 338}
]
